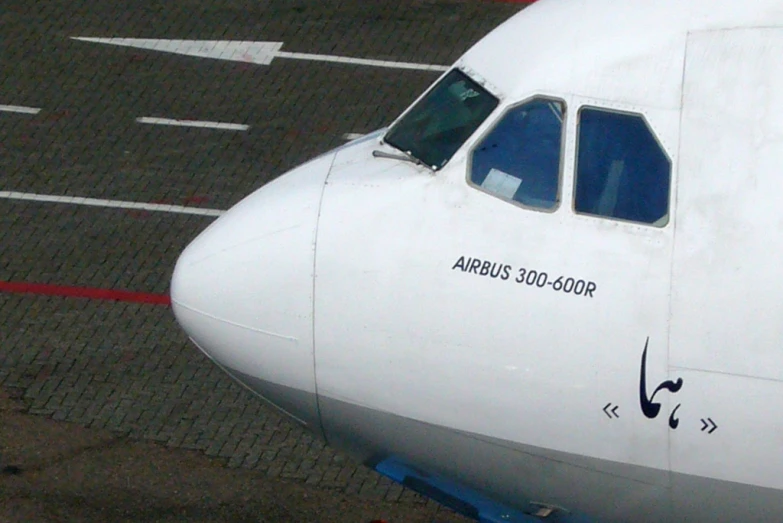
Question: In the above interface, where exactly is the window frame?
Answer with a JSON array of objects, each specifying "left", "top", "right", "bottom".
[
  {"left": 465, "top": 95, "right": 568, "bottom": 214},
  {"left": 572, "top": 105, "right": 673, "bottom": 228},
  {"left": 381, "top": 68, "right": 501, "bottom": 171}
]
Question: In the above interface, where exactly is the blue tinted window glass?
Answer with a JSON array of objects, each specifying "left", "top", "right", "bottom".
[
  {"left": 575, "top": 108, "right": 671, "bottom": 226},
  {"left": 469, "top": 99, "right": 564, "bottom": 209}
]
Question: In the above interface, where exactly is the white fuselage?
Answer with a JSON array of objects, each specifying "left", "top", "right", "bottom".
[{"left": 171, "top": 1, "right": 783, "bottom": 521}]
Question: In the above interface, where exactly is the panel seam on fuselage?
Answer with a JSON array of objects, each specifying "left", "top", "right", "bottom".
[
  {"left": 311, "top": 151, "right": 339, "bottom": 443},
  {"left": 665, "top": 29, "right": 691, "bottom": 493},
  {"left": 670, "top": 365, "right": 783, "bottom": 384},
  {"left": 170, "top": 299, "right": 297, "bottom": 341}
]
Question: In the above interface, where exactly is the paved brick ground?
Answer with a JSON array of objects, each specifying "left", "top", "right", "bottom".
[
  {"left": 0, "top": 391, "right": 468, "bottom": 522},
  {"left": 0, "top": 0, "right": 524, "bottom": 517}
]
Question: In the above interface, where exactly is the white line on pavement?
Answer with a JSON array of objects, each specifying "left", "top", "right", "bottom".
[
  {"left": 0, "top": 191, "right": 225, "bottom": 217},
  {"left": 136, "top": 117, "right": 249, "bottom": 131},
  {"left": 274, "top": 50, "right": 449, "bottom": 72},
  {"left": 0, "top": 105, "right": 41, "bottom": 115},
  {"left": 71, "top": 38, "right": 450, "bottom": 72}
]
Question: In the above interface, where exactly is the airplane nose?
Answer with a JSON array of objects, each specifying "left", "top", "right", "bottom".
[{"left": 170, "top": 153, "right": 335, "bottom": 437}]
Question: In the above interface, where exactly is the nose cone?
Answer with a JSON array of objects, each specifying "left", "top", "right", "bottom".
[{"left": 171, "top": 153, "right": 334, "bottom": 437}]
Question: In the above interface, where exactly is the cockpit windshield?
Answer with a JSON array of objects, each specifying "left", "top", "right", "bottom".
[{"left": 383, "top": 69, "right": 499, "bottom": 170}]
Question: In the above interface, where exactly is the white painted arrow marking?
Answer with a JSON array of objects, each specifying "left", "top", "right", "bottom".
[
  {"left": 71, "top": 37, "right": 449, "bottom": 72},
  {"left": 72, "top": 38, "right": 283, "bottom": 65}
]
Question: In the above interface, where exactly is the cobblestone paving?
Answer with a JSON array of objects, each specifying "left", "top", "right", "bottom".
[{"left": 0, "top": 0, "right": 524, "bottom": 511}]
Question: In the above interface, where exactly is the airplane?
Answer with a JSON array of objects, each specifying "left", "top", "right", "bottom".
[{"left": 169, "top": 0, "right": 783, "bottom": 521}]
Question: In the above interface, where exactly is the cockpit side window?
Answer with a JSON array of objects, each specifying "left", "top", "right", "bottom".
[
  {"left": 383, "top": 69, "right": 498, "bottom": 170},
  {"left": 574, "top": 108, "right": 671, "bottom": 226},
  {"left": 468, "top": 98, "right": 565, "bottom": 210}
]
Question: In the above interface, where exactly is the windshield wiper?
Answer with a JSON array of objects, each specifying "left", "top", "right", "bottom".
[{"left": 372, "top": 148, "right": 425, "bottom": 167}]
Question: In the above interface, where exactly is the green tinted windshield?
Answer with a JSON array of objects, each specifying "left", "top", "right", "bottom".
[{"left": 384, "top": 69, "right": 499, "bottom": 170}]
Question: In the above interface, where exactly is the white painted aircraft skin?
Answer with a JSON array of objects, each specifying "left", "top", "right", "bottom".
[{"left": 171, "top": 1, "right": 783, "bottom": 521}]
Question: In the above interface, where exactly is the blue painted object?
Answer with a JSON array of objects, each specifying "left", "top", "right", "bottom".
[{"left": 373, "top": 456, "right": 596, "bottom": 523}]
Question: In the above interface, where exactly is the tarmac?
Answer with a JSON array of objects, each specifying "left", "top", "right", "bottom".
[{"left": 0, "top": 1, "right": 524, "bottom": 521}]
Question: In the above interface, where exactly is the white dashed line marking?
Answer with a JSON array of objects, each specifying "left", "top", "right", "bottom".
[
  {"left": 0, "top": 105, "right": 41, "bottom": 115},
  {"left": 136, "top": 117, "right": 249, "bottom": 131}
]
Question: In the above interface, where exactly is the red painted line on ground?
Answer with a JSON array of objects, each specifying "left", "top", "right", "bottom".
[{"left": 0, "top": 281, "right": 171, "bottom": 306}]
